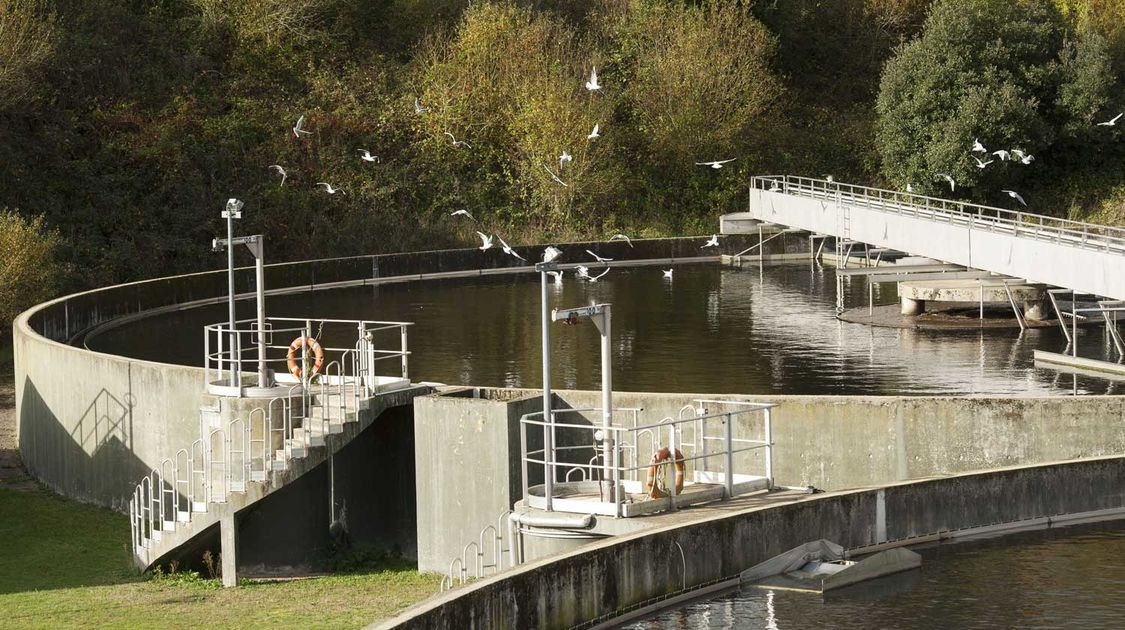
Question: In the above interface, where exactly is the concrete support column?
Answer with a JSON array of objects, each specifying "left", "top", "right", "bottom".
[
  {"left": 901, "top": 296, "right": 925, "bottom": 316},
  {"left": 220, "top": 512, "right": 238, "bottom": 588}
]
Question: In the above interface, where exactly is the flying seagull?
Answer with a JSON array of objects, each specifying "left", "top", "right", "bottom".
[
  {"left": 663, "top": 269, "right": 673, "bottom": 279},
  {"left": 585, "top": 67, "right": 601, "bottom": 91},
  {"left": 475, "top": 231, "right": 494, "bottom": 251},
  {"left": 542, "top": 246, "right": 562, "bottom": 263},
  {"left": 414, "top": 97, "right": 428, "bottom": 114},
  {"left": 696, "top": 159, "right": 737, "bottom": 170},
  {"left": 973, "top": 156, "right": 993, "bottom": 169},
  {"left": 316, "top": 182, "right": 342, "bottom": 194},
  {"left": 972, "top": 138, "right": 987, "bottom": 153},
  {"left": 1097, "top": 113, "right": 1123, "bottom": 127},
  {"left": 543, "top": 164, "right": 568, "bottom": 187},
  {"left": 498, "top": 236, "right": 525, "bottom": 261},
  {"left": 357, "top": 149, "right": 380, "bottom": 163},
  {"left": 444, "top": 132, "right": 472, "bottom": 149},
  {"left": 1012, "top": 149, "right": 1034, "bottom": 165},
  {"left": 992, "top": 149, "right": 1011, "bottom": 161},
  {"left": 609, "top": 233, "right": 632, "bottom": 247},
  {"left": 450, "top": 209, "right": 475, "bottom": 221},
  {"left": 935, "top": 173, "right": 956, "bottom": 192},
  {"left": 586, "top": 249, "right": 612, "bottom": 263},
  {"left": 293, "top": 115, "right": 312, "bottom": 138},
  {"left": 587, "top": 124, "right": 600, "bottom": 140},
  {"left": 1002, "top": 190, "right": 1027, "bottom": 207},
  {"left": 587, "top": 268, "right": 610, "bottom": 283},
  {"left": 559, "top": 151, "right": 573, "bottom": 171},
  {"left": 701, "top": 235, "right": 720, "bottom": 248},
  {"left": 268, "top": 164, "right": 287, "bottom": 186}
]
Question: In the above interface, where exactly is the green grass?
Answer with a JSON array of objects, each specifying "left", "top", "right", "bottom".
[{"left": 0, "top": 487, "right": 439, "bottom": 629}]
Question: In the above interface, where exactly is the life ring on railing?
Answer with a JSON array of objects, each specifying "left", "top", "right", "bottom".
[
  {"left": 286, "top": 336, "right": 325, "bottom": 378},
  {"left": 646, "top": 447, "right": 685, "bottom": 499}
]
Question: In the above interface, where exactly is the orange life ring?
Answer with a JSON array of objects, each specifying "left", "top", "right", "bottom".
[
  {"left": 286, "top": 336, "right": 325, "bottom": 378},
  {"left": 646, "top": 447, "right": 685, "bottom": 499}
]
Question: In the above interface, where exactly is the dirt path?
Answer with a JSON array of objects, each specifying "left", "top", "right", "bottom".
[{"left": 0, "top": 377, "right": 35, "bottom": 490}]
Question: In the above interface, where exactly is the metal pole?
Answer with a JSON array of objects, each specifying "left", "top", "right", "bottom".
[
  {"left": 1073, "top": 291, "right": 1078, "bottom": 358},
  {"left": 226, "top": 210, "right": 237, "bottom": 387},
  {"left": 724, "top": 412, "right": 734, "bottom": 498},
  {"left": 401, "top": 325, "right": 409, "bottom": 379},
  {"left": 600, "top": 306, "right": 613, "bottom": 502},
  {"left": 540, "top": 270, "right": 554, "bottom": 511},
  {"left": 255, "top": 242, "right": 268, "bottom": 388},
  {"left": 764, "top": 408, "right": 774, "bottom": 490}
]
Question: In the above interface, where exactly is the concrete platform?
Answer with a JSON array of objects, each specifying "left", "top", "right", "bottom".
[
  {"left": 898, "top": 280, "right": 1047, "bottom": 319},
  {"left": 838, "top": 303, "right": 1057, "bottom": 330}
]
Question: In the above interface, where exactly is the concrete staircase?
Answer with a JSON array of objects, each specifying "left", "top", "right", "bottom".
[{"left": 129, "top": 376, "right": 424, "bottom": 572}]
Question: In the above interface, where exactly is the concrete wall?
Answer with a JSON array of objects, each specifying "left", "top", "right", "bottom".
[
  {"left": 748, "top": 188, "right": 1125, "bottom": 300},
  {"left": 378, "top": 456, "right": 1125, "bottom": 630}
]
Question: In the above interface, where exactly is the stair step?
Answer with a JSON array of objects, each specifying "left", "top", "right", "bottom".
[
  {"left": 230, "top": 481, "right": 246, "bottom": 493},
  {"left": 176, "top": 511, "right": 191, "bottom": 523},
  {"left": 191, "top": 501, "right": 208, "bottom": 513},
  {"left": 250, "top": 470, "right": 267, "bottom": 482},
  {"left": 151, "top": 530, "right": 162, "bottom": 542},
  {"left": 162, "top": 520, "right": 177, "bottom": 532}
]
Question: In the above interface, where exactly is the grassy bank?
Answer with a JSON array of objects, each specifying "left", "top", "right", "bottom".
[{"left": 0, "top": 487, "right": 438, "bottom": 628}]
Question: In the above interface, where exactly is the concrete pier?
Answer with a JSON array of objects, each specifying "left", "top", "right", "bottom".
[{"left": 899, "top": 280, "right": 1048, "bottom": 320}]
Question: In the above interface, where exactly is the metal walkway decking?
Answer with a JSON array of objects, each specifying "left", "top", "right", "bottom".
[{"left": 745, "top": 176, "right": 1125, "bottom": 301}]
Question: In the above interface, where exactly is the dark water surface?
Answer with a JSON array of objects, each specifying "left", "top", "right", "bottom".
[
  {"left": 625, "top": 521, "right": 1125, "bottom": 630},
  {"left": 87, "top": 263, "right": 1118, "bottom": 395}
]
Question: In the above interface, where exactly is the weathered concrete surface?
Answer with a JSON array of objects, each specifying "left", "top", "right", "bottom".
[
  {"left": 899, "top": 280, "right": 1047, "bottom": 320},
  {"left": 376, "top": 456, "right": 1125, "bottom": 630}
]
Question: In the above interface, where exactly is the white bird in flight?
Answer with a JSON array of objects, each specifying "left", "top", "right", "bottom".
[
  {"left": 586, "top": 249, "right": 612, "bottom": 263},
  {"left": 609, "top": 233, "right": 632, "bottom": 247},
  {"left": 1011, "top": 149, "right": 1034, "bottom": 165},
  {"left": 585, "top": 67, "right": 601, "bottom": 91},
  {"left": 992, "top": 149, "right": 1011, "bottom": 161},
  {"left": 559, "top": 151, "right": 573, "bottom": 171},
  {"left": 1002, "top": 190, "right": 1027, "bottom": 207},
  {"left": 1097, "top": 113, "right": 1122, "bottom": 127},
  {"left": 498, "top": 236, "right": 526, "bottom": 261},
  {"left": 702, "top": 235, "right": 720, "bottom": 248},
  {"left": 293, "top": 115, "right": 312, "bottom": 138},
  {"left": 316, "top": 182, "right": 342, "bottom": 194},
  {"left": 972, "top": 138, "right": 987, "bottom": 153},
  {"left": 587, "top": 124, "right": 600, "bottom": 140},
  {"left": 543, "top": 164, "right": 568, "bottom": 187},
  {"left": 935, "top": 173, "right": 956, "bottom": 192},
  {"left": 414, "top": 97, "right": 428, "bottom": 114},
  {"left": 450, "top": 209, "right": 475, "bottom": 221},
  {"left": 575, "top": 265, "right": 590, "bottom": 279},
  {"left": 268, "top": 164, "right": 287, "bottom": 186},
  {"left": 663, "top": 269, "right": 673, "bottom": 279},
  {"left": 587, "top": 268, "right": 610, "bottom": 282},
  {"left": 973, "top": 156, "right": 993, "bottom": 169},
  {"left": 475, "top": 231, "right": 494, "bottom": 251},
  {"left": 357, "top": 149, "right": 380, "bottom": 162},
  {"left": 542, "top": 246, "right": 562, "bottom": 263},
  {"left": 696, "top": 159, "right": 737, "bottom": 169},
  {"left": 444, "top": 132, "right": 472, "bottom": 149}
]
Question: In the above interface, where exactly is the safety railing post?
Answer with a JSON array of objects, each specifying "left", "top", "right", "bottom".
[
  {"left": 724, "top": 412, "right": 734, "bottom": 498},
  {"left": 400, "top": 324, "right": 409, "bottom": 379},
  {"left": 764, "top": 407, "right": 774, "bottom": 489}
]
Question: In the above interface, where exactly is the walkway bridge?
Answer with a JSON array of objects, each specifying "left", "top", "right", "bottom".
[
  {"left": 741, "top": 175, "right": 1125, "bottom": 302},
  {"left": 128, "top": 317, "right": 422, "bottom": 579}
]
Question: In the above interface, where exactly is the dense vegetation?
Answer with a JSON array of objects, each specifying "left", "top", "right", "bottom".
[{"left": 0, "top": 0, "right": 1121, "bottom": 324}]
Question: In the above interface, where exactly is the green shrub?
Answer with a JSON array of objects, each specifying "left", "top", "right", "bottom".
[{"left": 0, "top": 210, "right": 59, "bottom": 331}]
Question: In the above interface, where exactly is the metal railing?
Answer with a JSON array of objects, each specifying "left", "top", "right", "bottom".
[
  {"left": 439, "top": 511, "right": 512, "bottom": 592},
  {"left": 751, "top": 175, "right": 1125, "bottom": 256},
  {"left": 519, "top": 401, "right": 775, "bottom": 518},
  {"left": 203, "top": 317, "right": 412, "bottom": 397}
]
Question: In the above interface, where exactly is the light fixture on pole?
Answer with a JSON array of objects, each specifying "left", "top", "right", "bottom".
[
  {"left": 534, "top": 246, "right": 562, "bottom": 511},
  {"left": 213, "top": 199, "right": 273, "bottom": 391}
]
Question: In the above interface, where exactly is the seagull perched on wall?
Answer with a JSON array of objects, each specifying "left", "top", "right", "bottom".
[
  {"left": 702, "top": 235, "right": 720, "bottom": 248},
  {"left": 444, "top": 132, "right": 472, "bottom": 149},
  {"left": 935, "top": 173, "right": 956, "bottom": 192},
  {"left": 1097, "top": 113, "right": 1122, "bottom": 127},
  {"left": 293, "top": 115, "right": 312, "bottom": 138},
  {"left": 609, "top": 233, "right": 633, "bottom": 247},
  {"left": 268, "top": 164, "right": 287, "bottom": 186},
  {"left": 542, "top": 246, "right": 562, "bottom": 263},
  {"left": 972, "top": 138, "right": 988, "bottom": 153},
  {"left": 586, "top": 249, "right": 612, "bottom": 263},
  {"left": 559, "top": 151, "right": 573, "bottom": 171},
  {"left": 585, "top": 67, "right": 601, "bottom": 91},
  {"left": 316, "top": 182, "right": 343, "bottom": 194},
  {"left": 973, "top": 156, "right": 993, "bottom": 169},
  {"left": 357, "top": 149, "right": 380, "bottom": 163},
  {"left": 1002, "top": 190, "right": 1027, "bottom": 207},
  {"left": 696, "top": 159, "right": 736, "bottom": 169},
  {"left": 663, "top": 268, "right": 673, "bottom": 279},
  {"left": 1011, "top": 149, "right": 1034, "bottom": 165},
  {"left": 414, "top": 97, "right": 428, "bottom": 114},
  {"left": 476, "top": 231, "right": 494, "bottom": 251},
  {"left": 587, "top": 268, "right": 610, "bottom": 282},
  {"left": 543, "top": 164, "right": 568, "bottom": 187},
  {"left": 992, "top": 149, "right": 1011, "bottom": 161},
  {"left": 450, "top": 209, "right": 475, "bottom": 221},
  {"left": 587, "top": 124, "right": 600, "bottom": 140},
  {"left": 498, "top": 236, "right": 525, "bottom": 261}
]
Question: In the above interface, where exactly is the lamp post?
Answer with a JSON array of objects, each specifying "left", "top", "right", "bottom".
[
  {"left": 222, "top": 199, "right": 242, "bottom": 387},
  {"left": 535, "top": 246, "right": 562, "bottom": 511},
  {"left": 213, "top": 199, "right": 272, "bottom": 391}
]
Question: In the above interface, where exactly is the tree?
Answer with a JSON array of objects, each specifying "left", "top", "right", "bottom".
[
  {"left": 0, "top": 211, "right": 59, "bottom": 332},
  {"left": 0, "top": 0, "right": 56, "bottom": 110},
  {"left": 875, "top": 0, "right": 1114, "bottom": 199}
]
